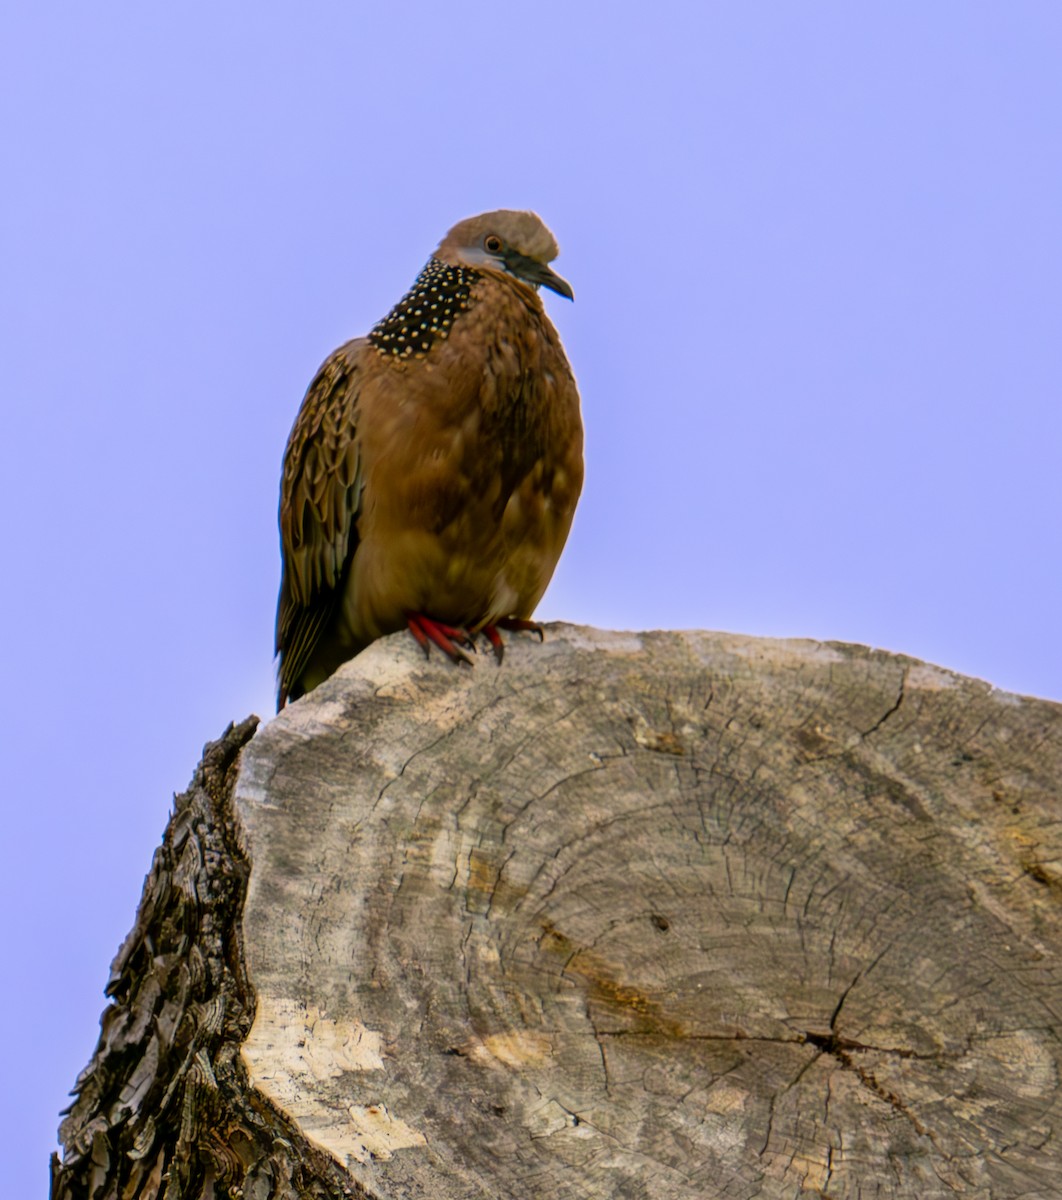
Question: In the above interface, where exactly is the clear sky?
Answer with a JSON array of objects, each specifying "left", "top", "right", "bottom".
[{"left": 4, "top": 3, "right": 1061, "bottom": 1192}]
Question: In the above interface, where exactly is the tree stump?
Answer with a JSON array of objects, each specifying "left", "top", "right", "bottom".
[{"left": 54, "top": 626, "right": 1062, "bottom": 1199}]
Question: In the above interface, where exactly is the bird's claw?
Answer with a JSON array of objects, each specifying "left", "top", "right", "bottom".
[
  {"left": 480, "top": 618, "right": 545, "bottom": 663},
  {"left": 406, "top": 614, "right": 476, "bottom": 665},
  {"left": 407, "top": 614, "right": 545, "bottom": 667}
]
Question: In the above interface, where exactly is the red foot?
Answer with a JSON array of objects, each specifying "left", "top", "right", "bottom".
[
  {"left": 406, "top": 614, "right": 476, "bottom": 665},
  {"left": 480, "top": 617, "right": 545, "bottom": 663}
]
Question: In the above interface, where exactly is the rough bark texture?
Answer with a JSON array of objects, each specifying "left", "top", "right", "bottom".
[
  {"left": 51, "top": 716, "right": 361, "bottom": 1200},
  {"left": 55, "top": 626, "right": 1062, "bottom": 1199}
]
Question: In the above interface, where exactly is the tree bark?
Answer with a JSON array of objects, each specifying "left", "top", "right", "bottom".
[{"left": 54, "top": 626, "right": 1062, "bottom": 1199}]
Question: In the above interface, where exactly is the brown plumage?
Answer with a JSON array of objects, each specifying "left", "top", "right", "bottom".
[{"left": 275, "top": 210, "right": 584, "bottom": 709}]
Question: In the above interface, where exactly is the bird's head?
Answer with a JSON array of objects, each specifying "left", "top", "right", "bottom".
[{"left": 437, "top": 210, "right": 574, "bottom": 301}]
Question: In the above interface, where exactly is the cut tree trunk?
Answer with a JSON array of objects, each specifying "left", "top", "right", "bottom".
[{"left": 53, "top": 626, "right": 1062, "bottom": 1199}]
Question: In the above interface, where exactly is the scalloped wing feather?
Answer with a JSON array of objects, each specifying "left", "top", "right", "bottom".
[{"left": 275, "top": 341, "right": 365, "bottom": 702}]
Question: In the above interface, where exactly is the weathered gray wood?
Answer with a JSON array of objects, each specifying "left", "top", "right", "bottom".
[
  {"left": 232, "top": 626, "right": 1062, "bottom": 1199},
  {"left": 54, "top": 625, "right": 1062, "bottom": 1199}
]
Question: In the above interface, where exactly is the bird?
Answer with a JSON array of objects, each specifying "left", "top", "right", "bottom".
[{"left": 275, "top": 209, "right": 584, "bottom": 710}]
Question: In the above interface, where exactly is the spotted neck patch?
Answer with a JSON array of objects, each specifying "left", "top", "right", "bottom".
[{"left": 369, "top": 257, "right": 479, "bottom": 360}]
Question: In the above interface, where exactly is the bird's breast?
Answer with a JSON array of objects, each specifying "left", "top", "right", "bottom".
[{"left": 342, "top": 272, "right": 582, "bottom": 643}]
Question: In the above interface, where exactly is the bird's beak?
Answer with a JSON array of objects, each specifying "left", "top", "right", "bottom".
[{"left": 503, "top": 250, "right": 575, "bottom": 301}]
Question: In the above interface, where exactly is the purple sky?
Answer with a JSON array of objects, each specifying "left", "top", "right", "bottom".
[{"left": 5, "top": 4, "right": 1061, "bottom": 1192}]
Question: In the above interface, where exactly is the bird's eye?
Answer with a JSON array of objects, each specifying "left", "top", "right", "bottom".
[{"left": 484, "top": 235, "right": 503, "bottom": 253}]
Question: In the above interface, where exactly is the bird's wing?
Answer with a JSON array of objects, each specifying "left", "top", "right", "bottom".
[{"left": 276, "top": 340, "right": 366, "bottom": 704}]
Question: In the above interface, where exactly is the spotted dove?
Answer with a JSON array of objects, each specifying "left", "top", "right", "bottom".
[{"left": 275, "top": 210, "right": 584, "bottom": 709}]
